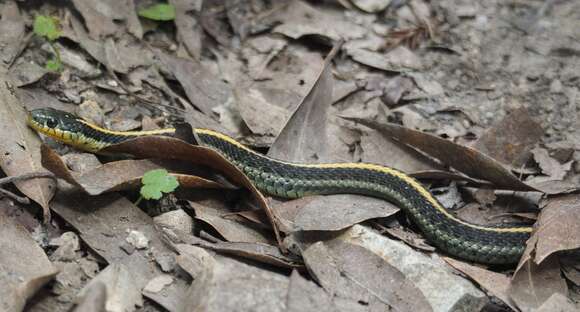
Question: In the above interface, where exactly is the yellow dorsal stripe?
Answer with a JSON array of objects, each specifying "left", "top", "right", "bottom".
[
  {"left": 79, "top": 120, "right": 175, "bottom": 136},
  {"left": 194, "top": 129, "right": 532, "bottom": 234}
]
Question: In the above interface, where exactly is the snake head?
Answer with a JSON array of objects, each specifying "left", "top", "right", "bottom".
[{"left": 27, "top": 108, "right": 82, "bottom": 134}]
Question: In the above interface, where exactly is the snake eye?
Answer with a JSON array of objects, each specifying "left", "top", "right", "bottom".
[{"left": 45, "top": 118, "right": 58, "bottom": 128}]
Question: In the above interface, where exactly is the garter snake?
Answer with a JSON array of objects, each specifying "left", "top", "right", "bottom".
[{"left": 27, "top": 107, "right": 532, "bottom": 264}]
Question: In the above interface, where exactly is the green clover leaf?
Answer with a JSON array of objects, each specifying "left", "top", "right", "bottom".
[
  {"left": 138, "top": 4, "right": 176, "bottom": 21},
  {"left": 140, "top": 169, "right": 179, "bottom": 200}
]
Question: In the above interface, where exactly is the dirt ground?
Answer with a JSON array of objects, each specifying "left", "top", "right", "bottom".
[{"left": 0, "top": 0, "right": 579, "bottom": 311}]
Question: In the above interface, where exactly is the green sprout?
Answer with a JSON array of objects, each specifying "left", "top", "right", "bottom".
[
  {"left": 136, "top": 169, "right": 179, "bottom": 205},
  {"left": 33, "top": 15, "right": 63, "bottom": 72},
  {"left": 138, "top": 3, "right": 176, "bottom": 21}
]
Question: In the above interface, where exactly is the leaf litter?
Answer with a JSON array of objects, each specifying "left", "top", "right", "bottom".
[{"left": 2, "top": 0, "right": 580, "bottom": 311}]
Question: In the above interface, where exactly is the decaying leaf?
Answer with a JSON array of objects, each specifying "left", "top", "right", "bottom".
[
  {"left": 509, "top": 256, "right": 568, "bottom": 312},
  {"left": 41, "top": 146, "right": 224, "bottom": 195},
  {"left": 444, "top": 258, "right": 517, "bottom": 311},
  {"left": 474, "top": 106, "right": 543, "bottom": 170},
  {"left": 522, "top": 194, "right": 580, "bottom": 266},
  {"left": 346, "top": 117, "right": 539, "bottom": 192},
  {"left": 0, "top": 75, "right": 55, "bottom": 220},
  {"left": 293, "top": 194, "right": 399, "bottom": 232},
  {"left": 101, "top": 136, "right": 284, "bottom": 247},
  {"left": 303, "top": 241, "right": 432, "bottom": 311},
  {"left": 0, "top": 209, "right": 58, "bottom": 312},
  {"left": 190, "top": 201, "right": 274, "bottom": 245},
  {"left": 268, "top": 40, "right": 342, "bottom": 163}
]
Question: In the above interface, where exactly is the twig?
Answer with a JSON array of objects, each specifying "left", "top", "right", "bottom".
[
  {"left": 0, "top": 171, "right": 56, "bottom": 204},
  {"left": 0, "top": 171, "right": 55, "bottom": 185},
  {"left": 0, "top": 188, "right": 30, "bottom": 204}
]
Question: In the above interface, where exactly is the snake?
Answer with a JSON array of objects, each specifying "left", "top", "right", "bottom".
[{"left": 27, "top": 107, "right": 532, "bottom": 264}]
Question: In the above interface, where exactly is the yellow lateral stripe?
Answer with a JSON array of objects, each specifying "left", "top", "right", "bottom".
[
  {"left": 194, "top": 128, "right": 533, "bottom": 234},
  {"left": 79, "top": 120, "right": 176, "bottom": 136}
]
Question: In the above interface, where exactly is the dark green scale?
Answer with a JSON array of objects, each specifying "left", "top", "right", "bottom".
[{"left": 196, "top": 131, "right": 530, "bottom": 264}]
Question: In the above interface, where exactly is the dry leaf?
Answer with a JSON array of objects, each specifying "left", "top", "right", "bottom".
[
  {"left": 76, "top": 264, "right": 142, "bottom": 312},
  {"left": 0, "top": 1, "right": 26, "bottom": 65},
  {"left": 0, "top": 209, "right": 58, "bottom": 312},
  {"left": 286, "top": 270, "right": 335, "bottom": 312},
  {"left": 509, "top": 256, "right": 568, "bottom": 312},
  {"left": 190, "top": 202, "right": 274, "bottom": 244},
  {"left": 474, "top": 106, "right": 543, "bottom": 169},
  {"left": 0, "top": 76, "right": 55, "bottom": 220},
  {"left": 101, "top": 136, "right": 284, "bottom": 247},
  {"left": 268, "top": 40, "right": 342, "bottom": 162},
  {"left": 346, "top": 117, "right": 539, "bottom": 192},
  {"left": 41, "top": 146, "right": 224, "bottom": 195},
  {"left": 525, "top": 195, "right": 580, "bottom": 265},
  {"left": 179, "top": 247, "right": 289, "bottom": 311},
  {"left": 293, "top": 194, "right": 399, "bottom": 231},
  {"left": 444, "top": 258, "right": 517, "bottom": 310},
  {"left": 170, "top": 0, "right": 203, "bottom": 59}
]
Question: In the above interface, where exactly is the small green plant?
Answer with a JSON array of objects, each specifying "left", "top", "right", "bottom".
[
  {"left": 33, "top": 15, "right": 62, "bottom": 72},
  {"left": 138, "top": 3, "right": 176, "bottom": 21},
  {"left": 136, "top": 169, "right": 179, "bottom": 205}
]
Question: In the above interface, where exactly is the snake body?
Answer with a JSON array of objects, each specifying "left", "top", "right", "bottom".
[{"left": 27, "top": 107, "right": 532, "bottom": 264}]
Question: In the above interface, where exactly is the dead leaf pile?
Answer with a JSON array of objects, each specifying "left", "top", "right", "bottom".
[{"left": 1, "top": 0, "right": 579, "bottom": 311}]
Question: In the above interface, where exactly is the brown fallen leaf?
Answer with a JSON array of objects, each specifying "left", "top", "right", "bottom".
[
  {"left": 0, "top": 75, "right": 55, "bottom": 220},
  {"left": 101, "top": 136, "right": 284, "bottom": 248},
  {"left": 520, "top": 194, "right": 580, "bottom": 266},
  {"left": 293, "top": 194, "right": 399, "bottom": 232},
  {"left": 474, "top": 106, "right": 543, "bottom": 170},
  {"left": 72, "top": 281, "right": 107, "bottom": 312},
  {"left": 532, "top": 146, "right": 572, "bottom": 180},
  {"left": 536, "top": 292, "right": 579, "bottom": 312},
  {"left": 444, "top": 257, "right": 517, "bottom": 311},
  {"left": 272, "top": 1, "right": 366, "bottom": 41},
  {"left": 156, "top": 51, "right": 232, "bottom": 116},
  {"left": 267, "top": 39, "right": 342, "bottom": 163},
  {"left": 360, "top": 130, "right": 441, "bottom": 173},
  {"left": 235, "top": 86, "right": 291, "bottom": 137},
  {"left": 41, "top": 145, "right": 224, "bottom": 195},
  {"left": 76, "top": 264, "right": 142, "bottom": 312},
  {"left": 170, "top": 0, "right": 203, "bottom": 59},
  {"left": 49, "top": 190, "right": 187, "bottom": 308},
  {"left": 286, "top": 270, "right": 335, "bottom": 312},
  {"left": 303, "top": 241, "right": 432, "bottom": 311},
  {"left": 345, "top": 117, "right": 539, "bottom": 192},
  {"left": 177, "top": 245, "right": 290, "bottom": 311},
  {"left": 190, "top": 201, "right": 274, "bottom": 245},
  {"left": 509, "top": 256, "right": 568, "bottom": 312},
  {"left": 0, "top": 1, "right": 26, "bottom": 65},
  {"left": 0, "top": 208, "right": 59, "bottom": 312},
  {"left": 164, "top": 228, "right": 301, "bottom": 269}
]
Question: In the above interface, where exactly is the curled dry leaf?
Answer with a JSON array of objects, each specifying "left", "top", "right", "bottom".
[
  {"left": 0, "top": 209, "right": 59, "bottom": 312},
  {"left": 41, "top": 145, "right": 224, "bottom": 195},
  {"left": 509, "top": 256, "right": 568, "bottom": 312},
  {"left": 0, "top": 76, "right": 55, "bottom": 220},
  {"left": 267, "top": 39, "right": 342, "bottom": 163},
  {"left": 444, "top": 257, "right": 517, "bottom": 311},
  {"left": 101, "top": 136, "right": 284, "bottom": 247},
  {"left": 346, "top": 117, "right": 539, "bottom": 192},
  {"left": 517, "top": 194, "right": 580, "bottom": 268},
  {"left": 190, "top": 201, "right": 274, "bottom": 245},
  {"left": 163, "top": 226, "right": 301, "bottom": 269}
]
